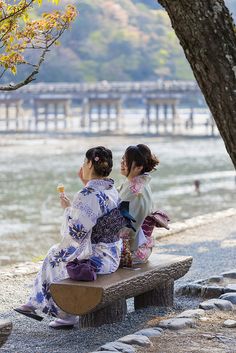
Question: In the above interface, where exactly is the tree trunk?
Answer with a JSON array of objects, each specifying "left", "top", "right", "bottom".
[{"left": 158, "top": 0, "right": 236, "bottom": 169}]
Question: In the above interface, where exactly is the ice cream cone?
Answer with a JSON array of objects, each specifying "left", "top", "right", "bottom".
[{"left": 57, "top": 183, "right": 65, "bottom": 194}]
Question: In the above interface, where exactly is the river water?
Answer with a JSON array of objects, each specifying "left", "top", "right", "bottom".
[{"left": 0, "top": 134, "right": 235, "bottom": 266}]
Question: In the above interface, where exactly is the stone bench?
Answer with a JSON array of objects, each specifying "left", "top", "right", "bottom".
[
  {"left": 50, "top": 254, "right": 192, "bottom": 328},
  {"left": 0, "top": 319, "right": 12, "bottom": 348}
]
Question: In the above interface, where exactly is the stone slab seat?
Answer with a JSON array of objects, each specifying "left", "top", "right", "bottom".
[
  {"left": 50, "top": 254, "right": 192, "bottom": 328},
  {"left": 0, "top": 319, "right": 12, "bottom": 348}
]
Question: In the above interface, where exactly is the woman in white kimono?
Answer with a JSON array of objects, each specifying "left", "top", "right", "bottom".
[
  {"left": 119, "top": 144, "right": 159, "bottom": 265},
  {"left": 15, "top": 146, "right": 122, "bottom": 329}
]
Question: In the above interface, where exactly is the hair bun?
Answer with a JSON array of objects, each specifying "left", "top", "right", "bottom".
[{"left": 86, "top": 146, "right": 113, "bottom": 177}]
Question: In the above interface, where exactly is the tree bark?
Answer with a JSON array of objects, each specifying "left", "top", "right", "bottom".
[
  {"left": 158, "top": 0, "right": 236, "bottom": 168},
  {"left": 79, "top": 299, "right": 127, "bottom": 328},
  {"left": 134, "top": 279, "right": 174, "bottom": 309}
]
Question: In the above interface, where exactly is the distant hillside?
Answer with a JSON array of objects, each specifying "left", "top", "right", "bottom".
[
  {"left": 35, "top": 0, "right": 194, "bottom": 82},
  {"left": 7, "top": 0, "right": 236, "bottom": 83}
]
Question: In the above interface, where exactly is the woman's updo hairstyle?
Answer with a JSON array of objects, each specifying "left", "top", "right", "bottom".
[
  {"left": 86, "top": 146, "right": 113, "bottom": 177},
  {"left": 125, "top": 144, "right": 159, "bottom": 175}
]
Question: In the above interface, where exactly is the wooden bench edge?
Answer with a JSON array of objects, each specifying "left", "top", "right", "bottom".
[{"left": 50, "top": 283, "right": 103, "bottom": 315}]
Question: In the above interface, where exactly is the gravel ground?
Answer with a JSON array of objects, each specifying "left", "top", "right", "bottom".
[{"left": 0, "top": 210, "right": 236, "bottom": 353}]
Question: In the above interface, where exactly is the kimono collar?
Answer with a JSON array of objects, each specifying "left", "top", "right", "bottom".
[
  {"left": 86, "top": 178, "right": 114, "bottom": 191},
  {"left": 129, "top": 173, "right": 151, "bottom": 194}
]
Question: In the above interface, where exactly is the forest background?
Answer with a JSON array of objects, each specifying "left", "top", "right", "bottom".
[{"left": 3, "top": 0, "right": 236, "bottom": 84}]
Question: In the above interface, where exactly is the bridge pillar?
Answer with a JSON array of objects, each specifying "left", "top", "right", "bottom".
[
  {"left": 85, "top": 98, "right": 122, "bottom": 133},
  {"left": 171, "top": 103, "right": 177, "bottom": 133},
  {"left": 115, "top": 101, "right": 121, "bottom": 131},
  {"left": 107, "top": 103, "right": 111, "bottom": 131},
  {"left": 144, "top": 98, "right": 178, "bottom": 134},
  {"left": 33, "top": 97, "right": 70, "bottom": 131},
  {"left": 146, "top": 103, "right": 151, "bottom": 132},
  {"left": 0, "top": 98, "right": 22, "bottom": 131},
  {"left": 155, "top": 104, "right": 159, "bottom": 133},
  {"left": 164, "top": 104, "right": 168, "bottom": 133},
  {"left": 81, "top": 100, "right": 88, "bottom": 128}
]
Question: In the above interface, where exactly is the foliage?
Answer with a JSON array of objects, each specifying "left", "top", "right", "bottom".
[
  {"left": 3, "top": 0, "right": 236, "bottom": 84},
  {"left": 0, "top": 0, "right": 77, "bottom": 90},
  {"left": 32, "top": 0, "right": 194, "bottom": 82}
]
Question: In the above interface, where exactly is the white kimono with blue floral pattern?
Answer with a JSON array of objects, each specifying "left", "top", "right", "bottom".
[{"left": 28, "top": 179, "right": 122, "bottom": 318}]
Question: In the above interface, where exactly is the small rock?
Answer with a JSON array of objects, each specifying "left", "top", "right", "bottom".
[
  {"left": 199, "top": 298, "right": 233, "bottom": 311},
  {"left": 201, "top": 333, "right": 215, "bottom": 340},
  {"left": 201, "top": 285, "right": 224, "bottom": 298},
  {"left": 223, "top": 319, "right": 236, "bottom": 328},
  {"left": 189, "top": 284, "right": 202, "bottom": 296},
  {"left": 152, "top": 327, "right": 163, "bottom": 333},
  {"left": 134, "top": 328, "right": 162, "bottom": 337},
  {"left": 219, "top": 292, "right": 236, "bottom": 304},
  {"left": 158, "top": 317, "right": 196, "bottom": 330},
  {"left": 93, "top": 351, "right": 118, "bottom": 353},
  {"left": 208, "top": 276, "right": 223, "bottom": 283},
  {"left": 225, "top": 284, "right": 236, "bottom": 292},
  {"left": 221, "top": 270, "right": 236, "bottom": 279},
  {"left": 99, "top": 341, "right": 135, "bottom": 353},
  {"left": 177, "top": 309, "right": 205, "bottom": 318},
  {"left": 118, "top": 334, "right": 151, "bottom": 347}
]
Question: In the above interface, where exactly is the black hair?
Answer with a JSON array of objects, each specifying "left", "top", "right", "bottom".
[
  {"left": 86, "top": 146, "right": 113, "bottom": 177},
  {"left": 124, "top": 144, "right": 159, "bottom": 176}
]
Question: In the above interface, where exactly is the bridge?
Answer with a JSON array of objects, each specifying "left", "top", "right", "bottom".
[
  {"left": 0, "top": 80, "right": 217, "bottom": 136},
  {"left": 15, "top": 80, "right": 200, "bottom": 98}
]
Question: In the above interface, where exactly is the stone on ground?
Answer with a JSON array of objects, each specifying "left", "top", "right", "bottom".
[
  {"left": 118, "top": 334, "right": 151, "bottom": 347},
  {"left": 158, "top": 317, "right": 196, "bottom": 330},
  {"left": 0, "top": 319, "right": 12, "bottom": 348},
  {"left": 223, "top": 319, "right": 236, "bottom": 328},
  {"left": 225, "top": 284, "right": 236, "bottom": 292},
  {"left": 219, "top": 292, "right": 236, "bottom": 304},
  {"left": 221, "top": 270, "right": 236, "bottom": 279},
  {"left": 177, "top": 309, "right": 205, "bottom": 318},
  {"left": 199, "top": 298, "right": 233, "bottom": 311},
  {"left": 99, "top": 341, "right": 136, "bottom": 353},
  {"left": 134, "top": 328, "right": 162, "bottom": 337}
]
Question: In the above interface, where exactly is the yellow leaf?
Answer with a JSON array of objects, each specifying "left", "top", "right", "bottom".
[
  {"left": 11, "top": 66, "right": 17, "bottom": 75},
  {"left": 23, "top": 13, "right": 29, "bottom": 22},
  {"left": 37, "top": 0, "right": 42, "bottom": 6}
]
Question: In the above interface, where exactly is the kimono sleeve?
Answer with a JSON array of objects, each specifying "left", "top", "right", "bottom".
[{"left": 61, "top": 190, "right": 101, "bottom": 243}]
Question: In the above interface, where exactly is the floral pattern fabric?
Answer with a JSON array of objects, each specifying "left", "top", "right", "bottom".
[{"left": 28, "top": 178, "right": 122, "bottom": 318}]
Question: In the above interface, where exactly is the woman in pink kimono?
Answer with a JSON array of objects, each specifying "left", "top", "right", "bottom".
[
  {"left": 119, "top": 144, "right": 159, "bottom": 265},
  {"left": 15, "top": 146, "right": 123, "bottom": 329}
]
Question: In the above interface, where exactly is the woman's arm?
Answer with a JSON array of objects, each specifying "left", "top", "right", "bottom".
[{"left": 119, "top": 182, "right": 153, "bottom": 251}]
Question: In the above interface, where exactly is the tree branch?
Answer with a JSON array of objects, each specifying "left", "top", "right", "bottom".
[
  {"left": 0, "top": 46, "right": 48, "bottom": 91},
  {"left": 0, "top": 0, "right": 34, "bottom": 23}
]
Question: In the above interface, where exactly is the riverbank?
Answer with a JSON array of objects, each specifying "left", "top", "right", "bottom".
[{"left": 0, "top": 209, "right": 236, "bottom": 353}]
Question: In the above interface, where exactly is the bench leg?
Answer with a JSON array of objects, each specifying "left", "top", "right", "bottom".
[
  {"left": 134, "top": 279, "right": 174, "bottom": 310},
  {"left": 79, "top": 299, "right": 127, "bottom": 328}
]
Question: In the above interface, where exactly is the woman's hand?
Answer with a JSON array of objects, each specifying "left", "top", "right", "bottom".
[
  {"left": 60, "top": 194, "right": 71, "bottom": 209},
  {"left": 78, "top": 167, "right": 88, "bottom": 186}
]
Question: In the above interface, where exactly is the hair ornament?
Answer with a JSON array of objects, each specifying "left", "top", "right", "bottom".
[{"left": 94, "top": 156, "right": 100, "bottom": 162}]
